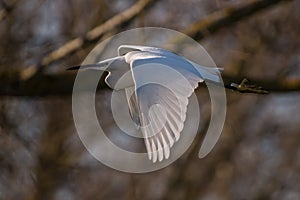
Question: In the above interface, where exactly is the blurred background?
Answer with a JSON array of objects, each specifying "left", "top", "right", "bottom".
[{"left": 0, "top": 0, "right": 299, "bottom": 199}]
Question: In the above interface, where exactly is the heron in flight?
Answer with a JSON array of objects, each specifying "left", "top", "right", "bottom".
[{"left": 68, "top": 45, "right": 263, "bottom": 163}]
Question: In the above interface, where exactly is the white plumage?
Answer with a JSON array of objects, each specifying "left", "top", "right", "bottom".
[{"left": 69, "top": 45, "right": 221, "bottom": 163}]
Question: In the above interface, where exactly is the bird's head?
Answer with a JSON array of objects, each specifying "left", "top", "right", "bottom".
[{"left": 67, "top": 56, "right": 134, "bottom": 90}]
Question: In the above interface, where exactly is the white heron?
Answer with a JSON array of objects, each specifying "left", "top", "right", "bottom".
[{"left": 68, "top": 45, "right": 223, "bottom": 163}]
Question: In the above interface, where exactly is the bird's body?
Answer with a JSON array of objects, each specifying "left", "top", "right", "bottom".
[{"left": 69, "top": 45, "right": 221, "bottom": 163}]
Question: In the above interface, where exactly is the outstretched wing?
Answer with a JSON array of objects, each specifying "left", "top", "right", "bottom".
[
  {"left": 128, "top": 52, "right": 204, "bottom": 162},
  {"left": 118, "top": 45, "right": 159, "bottom": 56},
  {"left": 119, "top": 45, "right": 221, "bottom": 83}
]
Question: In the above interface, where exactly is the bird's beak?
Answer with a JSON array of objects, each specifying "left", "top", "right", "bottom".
[
  {"left": 66, "top": 63, "right": 108, "bottom": 71},
  {"left": 67, "top": 66, "right": 81, "bottom": 70},
  {"left": 67, "top": 56, "right": 123, "bottom": 71}
]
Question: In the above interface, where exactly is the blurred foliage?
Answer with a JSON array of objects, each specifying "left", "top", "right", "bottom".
[{"left": 0, "top": 0, "right": 299, "bottom": 200}]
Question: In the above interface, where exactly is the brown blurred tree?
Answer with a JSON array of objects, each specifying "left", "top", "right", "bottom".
[{"left": 0, "top": 0, "right": 299, "bottom": 200}]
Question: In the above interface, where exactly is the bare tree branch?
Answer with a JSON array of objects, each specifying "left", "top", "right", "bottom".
[
  {"left": 20, "top": 0, "right": 158, "bottom": 80},
  {"left": 20, "top": 0, "right": 290, "bottom": 81},
  {"left": 1, "top": 0, "right": 297, "bottom": 97},
  {"left": 184, "top": 0, "right": 292, "bottom": 40},
  {"left": 0, "top": 70, "right": 299, "bottom": 97}
]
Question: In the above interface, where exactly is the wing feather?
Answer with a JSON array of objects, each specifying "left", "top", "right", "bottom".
[{"left": 127, "top": 51, "right": 204, "bottom": 162}]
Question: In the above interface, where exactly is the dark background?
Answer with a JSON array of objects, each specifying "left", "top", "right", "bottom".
[{"left": 0, "top": 0, "right": 299, "bottom": 199}]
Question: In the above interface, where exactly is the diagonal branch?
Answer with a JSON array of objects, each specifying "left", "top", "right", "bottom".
[
  {"left": 21, "top": 0, "right": 291, "bottom": 81},
  {"left": 184, "top": 0, "right": 292, "bottom": 40},
  {"left": 20, "top": 0, "right": 158, "bottom": 80}
]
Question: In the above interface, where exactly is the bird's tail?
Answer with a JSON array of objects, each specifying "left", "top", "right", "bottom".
[{"left": 189, "top": 61, "right": 222, "bottom": 83}]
